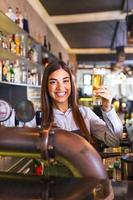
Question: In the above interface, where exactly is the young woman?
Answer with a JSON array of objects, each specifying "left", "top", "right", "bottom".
[{"left": 41, "top": 60, "right": 123, "bottom": 147}]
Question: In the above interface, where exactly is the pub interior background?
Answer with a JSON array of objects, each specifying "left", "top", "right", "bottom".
[{"left": 1, "top": 0, "right": 133, "bottom": 199}]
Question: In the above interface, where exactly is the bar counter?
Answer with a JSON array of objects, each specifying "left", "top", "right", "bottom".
[
  {"left": 0, "top": 126, "right": 133, "bottom": 199},
  {"left": 0, "top": 172, "right": 132, "bottom": 200}
]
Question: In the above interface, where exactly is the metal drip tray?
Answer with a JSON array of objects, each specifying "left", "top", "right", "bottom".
[{"left": 0, "top": 156, "right": 32, "bottom": 173}]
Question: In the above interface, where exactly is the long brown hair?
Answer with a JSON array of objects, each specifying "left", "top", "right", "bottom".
[{"left": 41, "top": 60, "right": 92, "bottom": 142}]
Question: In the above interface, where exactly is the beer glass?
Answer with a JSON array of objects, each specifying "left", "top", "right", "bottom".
[{"left": 92, "top": 68, "right": 105, "bottom": 105}]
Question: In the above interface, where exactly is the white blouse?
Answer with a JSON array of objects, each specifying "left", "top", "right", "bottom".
[{"left": 53, "top": 106, "right": 123, "bottom": 147}]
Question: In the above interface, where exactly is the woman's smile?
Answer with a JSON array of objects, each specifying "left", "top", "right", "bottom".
[{"left": 55, "top": 92, "right": 66, "bottom": 97}]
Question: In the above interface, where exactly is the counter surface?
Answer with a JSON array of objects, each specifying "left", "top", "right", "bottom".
[{"left": 0, "top": 173, "right": 132, "bottom": 199}]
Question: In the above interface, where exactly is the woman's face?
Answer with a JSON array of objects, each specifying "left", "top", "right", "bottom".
[{"left": 48, "top": 68, "right": 71, "bottom": 110}]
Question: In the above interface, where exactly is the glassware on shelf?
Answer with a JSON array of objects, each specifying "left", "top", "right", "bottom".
[
  {"left": 5, "top": 7, "right": 16, "bottom": 22},
  {"left": 21, "top": 62, "right": 27, "bottom": 84},
  {"left": 42, "top": 53, "right": 49, "bottom": 67},
  {"left": 20, "top": 35, "right": 26, "bottom": 57}
]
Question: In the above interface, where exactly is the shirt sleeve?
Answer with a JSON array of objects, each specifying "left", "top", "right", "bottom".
[
  {"left": 101, "top": 108, "right": 123, "bottom": 146},
  {"left": 81, "top": 106, "right": 123, "bottom": 147}
]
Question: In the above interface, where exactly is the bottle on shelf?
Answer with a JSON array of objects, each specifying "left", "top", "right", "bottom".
[
  {"left": 22, "top": 13, "right": 29, "bottom": 33},
  {"left": 43, "top": 35, "right": 47, "bottom": 49},
  {"left": 27, "top": 69, "right": 32, "bottom": 85},
  {"left": 27, "top": 69, "right": 39, "bottom": 86},
  {"left": 27, "top": 46, "right": 34, "bottom": 61},
  {"left": 15, "top": 34, "right": 21, "bottom": 56},
  {"left": 5, "top": 7, "right": 16, "bottom": 22},
  {"left": 1, "top": 60, "right": 15, "bottom": 83},
  {"left": 15, "top": 8, "right": 20, "bottom": 25},
  {"left": 19, "top": 12, "right": 24, "bottom": 29},
  {"left": 48, "top": 41, "right": 51, "bottom": 52},
  {"left": 0, "top": 32, "right": 8, "bottom": 49},
  {"left": 32, "top": 46, "right": 38, "bottom": 63},
  {"left": 58, "top": 51, "right": 63, "bottom": 61},
  {"left": 21, "top": 62, "right": 27, "bottom": 84},
  {"left": 42, "top": 53, "right": 49, "bottom": 68},
  {"left": 9, "top": 63, "right": 15, "bottom": 83},
  {"left": 20, "top": 35, "right": 26, "bottom": 57},
  {"left": 27, "top": 45, "right": 38, "bottom": 63},
  {"left": 10, "top": 34, "right": 16, "bottom": 54},
  {"left": 2, "top": 60, "right": 9, "bottom": 81},
  {"left": 13, "top": 59, "right": 21, "bottom": 83},
  {"left": 15, "top": 7, "right": 23, "bottom": 28}
]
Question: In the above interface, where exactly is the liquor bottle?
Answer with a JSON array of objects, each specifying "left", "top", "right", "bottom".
[
  {"left": 15, "top": 8, "right": 23, "bottom": 29},
  {"left": 48, "top": 41, "right": 51, "bottom": 52},
  {"left": 27, "top": 46, "right": 33, "bottom": 61},
  {"left": 20, "top": 35, "right": 26, "bottom": 57},
  {"left": 32, "top": 45, "right": 38, "bottom": 63},
  {"left": 58, "top": 52, "right": 63, "bottom": 61},
  {"left": 13, "top": 60, "right": 21, "bottom": 83},
  {"left": 1, "top": 32, "right": 8, "bottom": 49},
  {"left": 19, "top": 13, "right": 24, "bottom": 29},
  {"left": 15, "top": 8, "right": 20, "bottom": 26},
  {"left": 42, "top": 53, "right": 49, "bottom": 67},
  {"left": 23, "top": 13, "right": 29, "bottom": 33},
  {"left": 43, "top": 35, "right": 47, "bottom": 49},
  {"left": 10, "top": 34, "right": 16, "bottom": 54},
  {"left": 2, "top": 60, "right": 9, "bottom": 81},
  {"left": 15, "top": 34, "right": 20, "bottom": 56},
  {"left": 21, "top": 62, "right": 27, "bottom": 84},
  {"left": 5, "top": 7, "right": 16, "bottom": 22},
  {"left": 9, "top": 63, "right": 15, "bottom": 82}
]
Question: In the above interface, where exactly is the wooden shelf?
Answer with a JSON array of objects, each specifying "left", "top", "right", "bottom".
[
  {"left": 0, "top": 81, "right": 27, "bottom": 87},
  {"left": 0, "top": 47, "right": 21, "bottom": 61},
  {"left": 0, "top": 11, "right": 26, "bottom": 34}
]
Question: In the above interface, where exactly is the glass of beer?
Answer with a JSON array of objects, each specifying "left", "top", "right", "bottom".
[{"left": 92, "top": 68, "right": 105, "bottom": 105}]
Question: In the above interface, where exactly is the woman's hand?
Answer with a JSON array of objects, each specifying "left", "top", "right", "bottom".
[{"left": 93, "top": 86, "right": 112, "bottom": 112}]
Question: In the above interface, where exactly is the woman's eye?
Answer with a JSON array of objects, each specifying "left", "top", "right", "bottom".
[
  {"left": 49, "top": 80, "right": 56, "bottom": 85},
  {"left": 63, "top": 79, "right": 70, "bottom": 83}
]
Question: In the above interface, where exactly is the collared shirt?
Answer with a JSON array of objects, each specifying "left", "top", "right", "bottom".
[{"left": 53, "top": 106, "right": 123, "bottom": 147}]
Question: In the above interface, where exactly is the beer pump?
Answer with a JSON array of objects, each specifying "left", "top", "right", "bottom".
[{"left": 0, "top": 100, "right": 113, "bottom": 199}]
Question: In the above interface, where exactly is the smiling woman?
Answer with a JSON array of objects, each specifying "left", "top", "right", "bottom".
[{"left": 41, "top": 60, "right": 123, "bottom": 147}]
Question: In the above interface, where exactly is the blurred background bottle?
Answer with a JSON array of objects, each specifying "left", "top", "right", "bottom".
[{"left": 5, "top": 7, "right": 16, "bottom": 22}]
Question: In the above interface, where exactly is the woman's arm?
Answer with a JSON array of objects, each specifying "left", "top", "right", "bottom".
[
  {"left": 81, "top": 106, "right": 123, "bottom": 147},
  {"left": 92, "top": 85, "right": 123, "bottom": 146}
]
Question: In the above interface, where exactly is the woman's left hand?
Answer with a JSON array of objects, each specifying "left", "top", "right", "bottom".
[{"left": 93, "top": 86, "right": 112, "bottom": 112}]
